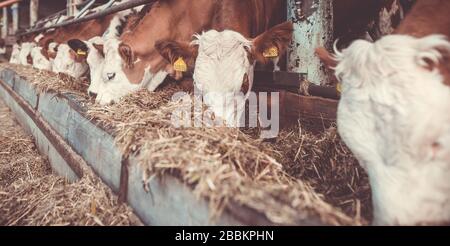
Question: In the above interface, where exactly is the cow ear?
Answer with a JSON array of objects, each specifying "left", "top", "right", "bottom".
[
  {"left": 92, "top": 43, "right": 104, "bottom": 57},
  {"left": 40, "top": 38, "right": 54, "bottom": 51},
  {"left": 68, "top": 39, "right": 88, "bottom": 54},
  {"left": 119, "top": 43, "right": 135, "bottom": 68},
  {"left": 252, "top": 21, "right": 293, "bottom": 64},
  {"left": 48, "top": 43, "right": 59, "bottom": 59},
  {"left": 68, "top": 39, "right": 88, "bottom": 62},
  {"left": 154, "top": 39, "right": 198, "bottom": 68},
  {"left": 315, "top": 47, "right": 338, "bottom": 69}
]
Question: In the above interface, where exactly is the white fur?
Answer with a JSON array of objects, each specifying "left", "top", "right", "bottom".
[
  {"left": 52, "top": 44, "right": 88, "bottom": 78},
  {"left": 335, "top": 34, "right": 450, "bottom": 225},
  {"left": 191, "top": 30, "right": 254, "bottom": 126},
  {"left": 83, "top": 36, "right": 105, "bottom": 95},
  {"left": 30, "top": 46, "right": 52, "bottom": 70},
  {"left": 18, "top": 42, "right": 37, "bottom": 66},
  {"left": 9, "top": 43, "right": 21, "bottom": 64},
  {"left": 102, "top": 9, "right": 134, "bottom": 40}
]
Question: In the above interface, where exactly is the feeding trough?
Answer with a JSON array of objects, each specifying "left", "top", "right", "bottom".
[{"left": 0, "top": 63, "right": 371, "bottom": 226}]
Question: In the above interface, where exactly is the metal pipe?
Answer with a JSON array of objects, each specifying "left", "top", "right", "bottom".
[
  {"left": 101, "top": 0, "right": 116, "bottom": 11},
  {"left": 75, "top": 0, "right": 96, "bottom": 19},
  {"left": 19, "top": 0, "right": 155, "bottom": 36}
]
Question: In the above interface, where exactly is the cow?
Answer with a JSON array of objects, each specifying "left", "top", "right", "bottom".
[
  {"left": 65, "top": 7, "right": 140, "bottom": 94},
  {"left": 9, "top": 43, "right": 21, "bottom": 64},
  {"left": 51, "top": 6, "right": 142, "bottom": 80},
  {"left": 67, "top": 37, "right": 105, "bottom": 96},
  {"left": 30, "top": 46, "right": 53, "bottom": 70},
  {"left": 18, "top": 42, "right": 37, "bottom": 66},
  {"left": 317, "top": 0, "right": 450, "bottom": 225},
  {"left": 92, "top": 0, "right": 289, "bottom": 109},
  {"left": 0, "top": 38, "right": 6, "bottom": 56},
  {"left": 45, "top": 13, "right": 119, "bottom": 78},
  {"left": 154, "top": 21, "right": 292, "bottom": 126},
  {"left": 89, "top": 0, "right": 215, "bottom": 105}
]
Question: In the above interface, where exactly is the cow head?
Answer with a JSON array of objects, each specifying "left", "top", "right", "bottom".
[
  {"left": 30, "top": 46, "right": 52, "bottom": 70},
  {"left": 53, "top": 42, "right": 89, "bottom": 79},
  {"left": 155, "top": 21, "right": 293, "bottom": 126},
  {"left": 68, "top": 37, "right": 105, "bottom": 96},
  {"left": 331, "top": 34, "right": 450, "bottom": 225},
  {"left": 94, "top": 38, "right": 167, "bottom": 105},
  {"left": 18, "top": 42, "right": 37, "bottom": 66},
  {"left": 10, "top": 43, "right": 21, "bottom": 64},
  {"left": 47, "top": 42, "right": 59, "bottom": 60}
]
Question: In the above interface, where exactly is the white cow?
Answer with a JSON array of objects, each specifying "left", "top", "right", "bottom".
[
  {"left": 334, "top": 34, "right": 450, "bottom": 225},
  {"left": 30, "top": 46, "right": 53, "bottom": 70}
]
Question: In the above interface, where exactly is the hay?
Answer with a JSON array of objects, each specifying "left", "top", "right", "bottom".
[
  {"left": 87, "top": 88, "right": 370, "bottom": 225},
  {"left": 1, "top": 63, "right": 372, "bottom": 225},
  {"left": 0, "top": 99, "right": 142, "bottom": 226}
]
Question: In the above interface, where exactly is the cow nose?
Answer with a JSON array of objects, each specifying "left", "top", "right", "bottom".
[
  {"left": 88, "top": 91, "right": 97, "bottom": 98},
  {"left": 106, "top": 73, "right": 116, "bottom": 80}
]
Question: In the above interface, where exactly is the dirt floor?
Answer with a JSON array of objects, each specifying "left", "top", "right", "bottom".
[{"left": 0, "top": 99, "right": 143, "bottom": 226}]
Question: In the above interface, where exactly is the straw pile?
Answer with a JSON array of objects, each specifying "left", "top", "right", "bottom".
[
  {"left": 1, "top": 64, "right": 372, "bottom": 225},
  {"left": 0, "top": 99, "right": 142, "bottom": 226},
  {"left": 87, "top": 89, "right": 371, "bottom": 225}
]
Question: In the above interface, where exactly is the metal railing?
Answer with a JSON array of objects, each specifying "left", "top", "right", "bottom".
[{"left": 18, "top": 0, "right": 156, "bottom": 36}]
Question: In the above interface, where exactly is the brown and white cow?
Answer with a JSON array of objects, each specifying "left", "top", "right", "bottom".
[
  {"left": 91, "top": 0, "right": 215, "bottom": 105},
  {"left": 318, "top": 0, "right": 450, "bottom": 225},
  {"left": 66, "top": 6, "right": 143, "bottom": 96},
  {"left": 97, "top": 0, "right": 292, "bottom": 124}
]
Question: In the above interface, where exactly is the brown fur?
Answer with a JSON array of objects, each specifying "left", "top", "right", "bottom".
[
  {"left": 119, "top": 43, "right": 136, "bottom": 69},
  {"left": 119, "top": 0, "right": 287, "bottom": 86}
]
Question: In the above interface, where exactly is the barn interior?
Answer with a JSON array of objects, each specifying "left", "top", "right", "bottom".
[{"left": 0, "top": 0, "right": 418, "bottom": 226}]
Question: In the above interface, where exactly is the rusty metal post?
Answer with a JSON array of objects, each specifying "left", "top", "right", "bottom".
[
  {"left": 1, "top": 8, "right": 8, "bottom": 38},
  {"left": 30, "top": 0, "right": 39, "bottom": 26},
  {"left": 11, "top": 2, "right": 19, "bottom": 34},
  {"left": 287, "top": 0, "right": 334, "bottom": 85}
]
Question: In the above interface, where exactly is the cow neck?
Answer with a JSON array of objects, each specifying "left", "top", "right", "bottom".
[{"left": 211, "top": 0, "right": 284, "bottom": 37}]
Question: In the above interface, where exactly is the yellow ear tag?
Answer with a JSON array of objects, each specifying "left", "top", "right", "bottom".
[
  {"left": 173, "top": 57, "right": 187, "bottom": 72},
  {"left": 77, "top": 49, "right": 87, "bottom": 56},
  {"left": 336, "top": 82, "right": 342, "bottom": 93},
  {"left": 263, "top": 46, "right": 279, "bottom": 58}
]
